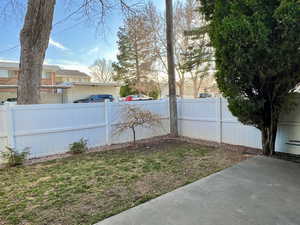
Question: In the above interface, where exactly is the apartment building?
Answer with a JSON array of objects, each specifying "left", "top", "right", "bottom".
[
  {"left": 56, "top": 69, "right": 91, "bottom": 83},
  {"left": 0, "top": 61, "right": 120, "bottom": 103}
]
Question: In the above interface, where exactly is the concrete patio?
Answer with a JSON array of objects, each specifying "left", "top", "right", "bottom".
[{"left": 95, "top": 156, "right": 300, "bottom": 225}]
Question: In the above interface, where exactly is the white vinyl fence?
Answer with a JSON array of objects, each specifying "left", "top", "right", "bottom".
[
  {"left": 0, "top": 97, "right": 299, "bottom": 160},
  {"left": 0, "top": 100, "right": 169, "bottom": 159},
  {"left": 178, "top": 98, "right": 262, "bottom": 149},
  {"left": 178, "top": 98, "right": 300, "bottom": 155}
]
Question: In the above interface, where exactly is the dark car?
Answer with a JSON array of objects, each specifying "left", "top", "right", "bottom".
[
  {"left": 73, "top": 95, "right": 114, "bottom": 103},
  {"left": 199, "top": 93, "right": 212, "bottom": 98},
  {"left": 6, "top": 98, "right": 17, "bottom": 102},
  {"left": 1, "top": 98, "right": 17, "bottom": 104}
]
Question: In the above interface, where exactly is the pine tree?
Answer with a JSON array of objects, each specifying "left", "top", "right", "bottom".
[
  {"left": 113, "top": 12, "right": 157, "bottom": 94},
  {"left": 112, "top": 27, "right": 137, "bottom": 86}
]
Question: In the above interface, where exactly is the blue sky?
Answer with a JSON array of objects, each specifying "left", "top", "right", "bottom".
[{"left": 0, "top": 0, "right": 165, "bottom": 73}]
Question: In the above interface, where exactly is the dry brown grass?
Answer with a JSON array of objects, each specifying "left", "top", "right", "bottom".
[{"left": 0, "top": 139, "right": 254, "bottom": 225}]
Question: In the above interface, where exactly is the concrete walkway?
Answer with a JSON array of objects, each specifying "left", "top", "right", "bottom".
[{"left": 95, "top": 157, "right": 300, "bottom": 225}]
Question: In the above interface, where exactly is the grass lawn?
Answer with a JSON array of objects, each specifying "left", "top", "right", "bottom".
[{"left": 0, "top": 140, "right": 253, "bottom": 225}]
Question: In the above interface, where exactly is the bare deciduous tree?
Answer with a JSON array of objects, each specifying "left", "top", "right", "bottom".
[
  {"left": 190, "top": 65, "right": 210, "bottom": 98},
  {"left": 146, "top": 0, "right": 202, "bottom": 98},
  {"left": 114, "top": 105, "right": 162, "bottom": 144},
  {"left": 90, "top": 58, "right": 114, "bottom": 83},
  {"left": 181, "top": 0, "right": 214, "bottom": 98}
]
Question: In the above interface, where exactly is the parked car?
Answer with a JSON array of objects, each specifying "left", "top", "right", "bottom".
[
  {"left": 125, "top": 95, "right": 153, "bottom": 101},
  {"left": 199, "top": 93, "right": 212, "bottom": 98},
  {"left": 73, "top": 95, "right": 114, "bottom": 103},
  {"left": 6, "top": 98, "right": 17, "bottom": 102},
  {"left": 1, "top": 98, "right": 17, "bottom": 104}
]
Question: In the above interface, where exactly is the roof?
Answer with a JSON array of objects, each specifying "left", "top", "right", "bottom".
[
  {"left": 56, "top": 69, "right": 90, "bottom": 78},
  {"left": 0, "top": 61, "right": 60, "bottom": 71},
  {"left": 0, "top": 84, "right": 70, "bottom": 89},
  {"left": 61, "top": 82, "right": 122, "bottom": 87},
  {"left": 0, "top": 82, "right": 121, "bottom": 89}
]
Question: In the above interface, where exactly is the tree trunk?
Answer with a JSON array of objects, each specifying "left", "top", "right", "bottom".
[
  {"left": 261, "top": 119, "right": 278, "bottom": 156},
  {"left": 166, "top": 0, "right": 178, "bottom": 137},
  {"left": 177, "top": 81, "right": 185, "bottom": 98},
  {"left": 192, "top": 79, "right": 198, "bottom": 98},
  {"left": 134, "top": 36, "right": 141, "bottom": 94},
  {"left": 18, "top": 0, "right": 56, "bottom": 104},
  {"left": 132, "top": 127, "right": 136, "bottom": 144}
]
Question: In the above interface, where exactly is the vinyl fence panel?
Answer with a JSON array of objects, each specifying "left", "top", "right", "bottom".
[
  {"left": 0, "top": 100, "right": 169, "bottom": 159},
  {"left": 1, "top": 97, "right": 300, "bottom": 161},
  {"left": 0, "top": 106, "right": 8, "bottom": 150},
  {"left": 178, "top": 98, "right": 220, "bottom": 142},
  {"left": 11, "top": 103, "right": 107, "bottom": 158},
  {"left": 220, "top": 99, "right": 262, "bottom": 149},
  {"left": 110, "top": 100, "right": 170, "bottom": 144}
]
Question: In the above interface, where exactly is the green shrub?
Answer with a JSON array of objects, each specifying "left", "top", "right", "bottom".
[
  {"left": 1, "top": 146, "right": 30, "bottom": 167},
  {"left": 120, "top": 85, "right": 137, "bottom": 97},
  {"left": 149, "top": 89, "right": 159, "bottom": 100},
  {"left": 69, "top": 138, "right": 88, "bottom": 154}
]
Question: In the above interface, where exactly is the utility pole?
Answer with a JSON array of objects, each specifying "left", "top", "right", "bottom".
[{"left": 165, "top": 0, "right": 178, "bottom": 137}]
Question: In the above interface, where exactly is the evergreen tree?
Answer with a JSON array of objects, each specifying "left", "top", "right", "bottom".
[
  {"left": 113, "top": 12, "right": 157, "bottom": 94},
  {"left": 198, "top": 0, "right": 300, "bottom": 155},
  {"left": 119, "top": 85, "right": 137, "bottom": 97},
  {"left": 112, "top": 27, "right": 137, "bottom": 86}
]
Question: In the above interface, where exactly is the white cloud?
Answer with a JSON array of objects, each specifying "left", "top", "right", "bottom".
[
  {"left": 86, "top": 46, "right": 117, "bottom": 62},
  {"left": 87, "top": 47, "right": 100, "bottom": 55},
  {"left": 0, "top": 58, "right": 18, "bottom": 63},
  {"left": 49, "top": 38, "right": 69, "bottom": 51},
  {"left": 46, "top": 59, "right": 91, "bottom": 76},
  {"left": 103, "top": 50, "right": 117, "bottom": 61}
]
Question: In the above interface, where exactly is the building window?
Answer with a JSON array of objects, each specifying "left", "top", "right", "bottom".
[
  {"left": 41, "top": 71, "right": 52, "bottom": 79},
  {"left": 0, "top": 70, "right": 16, "bottom": 78}
]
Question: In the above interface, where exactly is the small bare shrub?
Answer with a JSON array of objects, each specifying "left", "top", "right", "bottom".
[
  {"left": 1, "top": 146, "right": 30, "bottom": 167},
  {"left": 69, "top": 138, "right": 88, "bottom": 154},
  {"left": 115, "top": 105, "right": 163, "bottom": 144}
]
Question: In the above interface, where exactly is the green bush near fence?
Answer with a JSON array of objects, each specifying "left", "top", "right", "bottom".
[
  {"left": 0, "top": 146, "right": 30, "bottom": 167},
  {"left": 69, "top": 138, "right": 88, "bottom": 154}
]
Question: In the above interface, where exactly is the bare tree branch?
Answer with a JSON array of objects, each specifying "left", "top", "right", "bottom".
[
  {"left": 114, "top": 105, "right": 163, "bottom": 144},
  {"left": 90, "top": 58, "right": 114, "bottom": 83}
]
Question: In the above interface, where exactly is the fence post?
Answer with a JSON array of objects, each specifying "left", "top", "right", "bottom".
[
  {"left": 105, "top": 100, "right": 112, "bottom": 146},
  {"left": 179, "top": 98, "right": 183, "bottom": 135},
  {"left": 216, "top": 97, "right": 223, "bottom": 144},
  {"left": 5, "top": 103, "right": 16, "bottom": 149}
]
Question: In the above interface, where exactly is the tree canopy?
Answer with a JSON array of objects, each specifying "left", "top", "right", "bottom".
[
  {"left": 198, "top": 0, "right": 300, "bottom": 155},
  {"left": 113, "top": 5, "right": 166, "bottom": 97}
]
